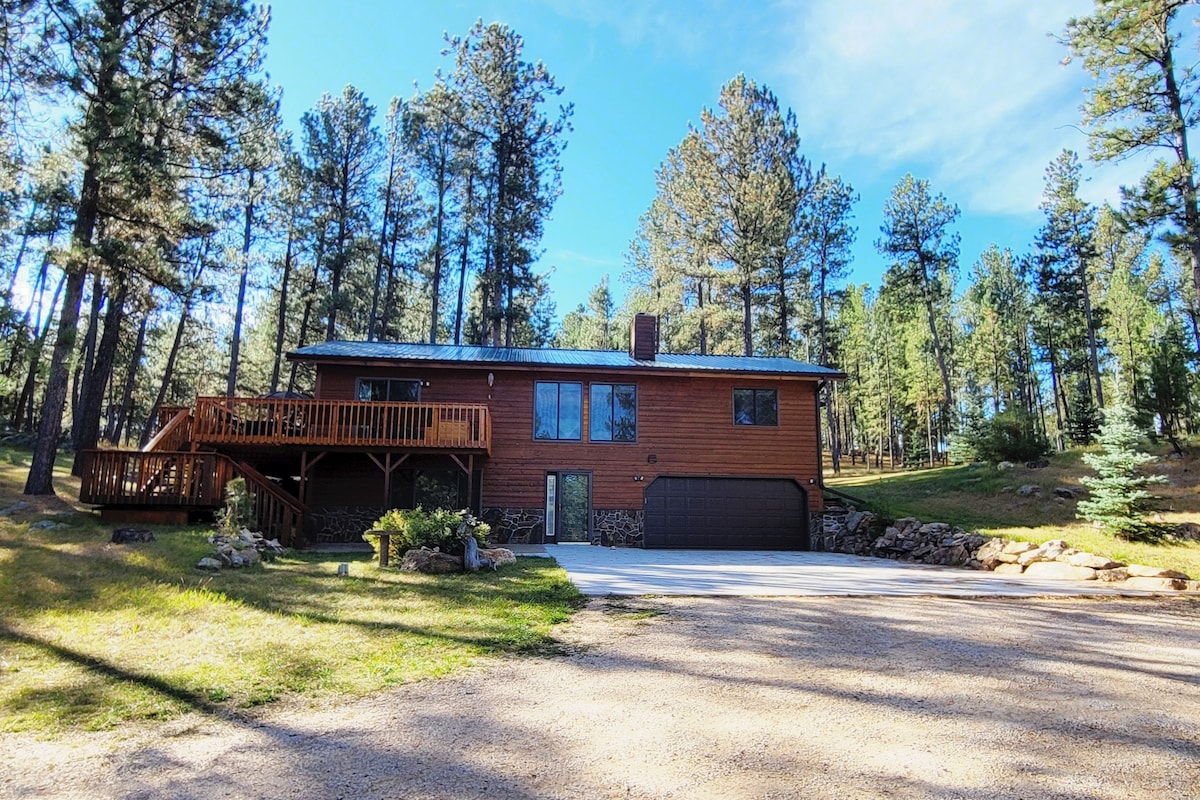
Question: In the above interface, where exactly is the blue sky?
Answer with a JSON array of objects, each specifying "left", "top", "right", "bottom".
[{"left": 266, "top": 0, "right": 1143, "bottom": 316}]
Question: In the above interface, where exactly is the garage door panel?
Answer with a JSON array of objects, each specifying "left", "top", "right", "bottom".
[{"left": 643, "top": 477, "right": 808, "bottom": 550}]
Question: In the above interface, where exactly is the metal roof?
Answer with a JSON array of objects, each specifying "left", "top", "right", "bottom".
[{"left": 289, "top": 341, "right": 845, "bottom": 378}]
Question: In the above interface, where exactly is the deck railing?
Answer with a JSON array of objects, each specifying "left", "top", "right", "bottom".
[
  {"left": 79, "top": 450, "right": 305, "bottom": 546},
  {"left": 192, "top": 397, "right": 491, "bottom": 452},
  {"left": 80, "top": 450, "right": 232, "bottom": 507},
  {"left": 142, "top": 407, "right": 193, "bottom": 452}
]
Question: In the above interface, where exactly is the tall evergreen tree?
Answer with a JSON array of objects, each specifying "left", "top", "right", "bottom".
[
  {"left": 447, "top": 20, "right": 571, "bottom": 347},
  {"left": 876, "top": 174, "right": 959, "bottom": 411},
  {"left": 1063, "top": 0, "right": 1200, "bottom": 304}
]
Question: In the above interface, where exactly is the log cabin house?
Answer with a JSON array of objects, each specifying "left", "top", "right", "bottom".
[{"left": 79, "top": 315, "right": 844, "bottom": 549}]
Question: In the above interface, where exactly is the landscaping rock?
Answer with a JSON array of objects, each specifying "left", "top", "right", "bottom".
[
  {"left": 993, "top": 563, "right": 1024, "bottom": 575},
  {"left": 1025, "top": 459, "right": 1050, "bottom": 469},
  {"left": 1002, "top": 541, "right": 1036, "bottom": 555},
  {"left": 480, "top": 547, "right": 516, "bottom": 566},
  {"left": 1053, "top": 487, "right": 1078, "bottom": 500},
  {"left": 1097, "top": 567, "right": 1129, "bottom": 582},
  {"left": 1023, "top": 561, "right": 1097, "bottom": 581},
  {"left": 1126, "top": 564, "right": 1190, "bottom": 580},
  {"left": 1016, "top": 485, "right": 1041, "bottom": 498},
  {"left": 111, "top": 528, "right": 155, "bottom": 544},
  {"left": 196, "top": 557, "right": 222, "bottom": 571},
  {"left": 1064, "top": 552, "right": 1123, "bottom": 570},
  {"left": 974, "top": 538, "right": 1006, "bottom": 569},
  {"left": 399, "top": 547, "right": 463, "bottom": 574},
  {"left": 1123, "top": 576, "right": 1188, "bottom": 592},
  {"left": 997, "top": 461, "right": 1014, "bottom": 471},
  {"left": 29, "top": 520, "right": 69, "bottom": 530},
  {"left": 0, "top": 501, "right": 29, "bottom": 517}
]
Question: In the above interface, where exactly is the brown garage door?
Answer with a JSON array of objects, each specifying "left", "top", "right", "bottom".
[{"left": 643, "top": 476, "right": 809, "bottom": 550}]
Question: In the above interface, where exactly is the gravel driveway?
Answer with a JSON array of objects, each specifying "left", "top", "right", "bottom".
[{"left": 5, "top": 595, "right": 1199, "bottom": 800}]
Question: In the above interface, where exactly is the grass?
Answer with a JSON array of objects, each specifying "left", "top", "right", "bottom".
[
  {"left": 827, "top": 447, "right": 1200, "bottom": 578},
  {"left": 0, "top": 446, "right": 583, "bottom": 735}
]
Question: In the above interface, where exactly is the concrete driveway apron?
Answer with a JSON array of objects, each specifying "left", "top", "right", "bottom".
[{"left": 542, "top": 544, "right": 1168, "bottom": 597}]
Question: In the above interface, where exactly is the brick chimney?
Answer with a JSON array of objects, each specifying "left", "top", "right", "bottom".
[{"left": 630, "top": 314, "right": 658, "bottom": 361}]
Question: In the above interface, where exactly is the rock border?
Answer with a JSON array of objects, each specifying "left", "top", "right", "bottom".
[{"left": 819, "top": 505, "right": 1198, "bottom": 592}]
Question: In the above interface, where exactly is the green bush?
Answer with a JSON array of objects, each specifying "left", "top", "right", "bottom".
[
  {"left": 972, "top": 409, "right": 1049, "bottom": 464},
  {"left": 365, "top": 507, "right": 490, "bottom": 562}
]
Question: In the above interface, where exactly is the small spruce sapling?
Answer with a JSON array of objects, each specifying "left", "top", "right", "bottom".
[{"left": 1076, "top": 402, "right": 1167, "bottom": 540}]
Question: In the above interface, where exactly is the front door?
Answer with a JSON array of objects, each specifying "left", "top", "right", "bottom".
[{"left": 545, "top": 471, "right": 591, "bottom": 543}]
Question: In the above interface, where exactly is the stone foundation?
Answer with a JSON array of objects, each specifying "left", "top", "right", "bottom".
[
  {"left": 308, "top": 505, "right": 384, "bottom": 544},
  {"left": 482, "top": 507, "right": 545, "bottom": 544},
  {"left": 594, "top": 509, "right": 643, "bottom": 547}
]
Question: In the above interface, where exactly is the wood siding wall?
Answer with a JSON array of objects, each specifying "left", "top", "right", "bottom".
[{"left": 315, "top": 363, "right": 825, "bottom": 513}]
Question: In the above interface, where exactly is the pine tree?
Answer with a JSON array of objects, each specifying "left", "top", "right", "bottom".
[{"left": 1077, "top": 401, "right": 1168, "bottom": 540}]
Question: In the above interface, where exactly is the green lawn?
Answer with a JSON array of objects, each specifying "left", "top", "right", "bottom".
[
  {"left": 827, "top": 449, "right": 1200, "bottom": 578},
  {"left": 0, "top": 447, "right": 583, "bottom": 734}
]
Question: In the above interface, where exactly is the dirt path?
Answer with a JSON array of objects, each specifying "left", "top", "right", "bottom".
[{"left": 5, "top": 596, "right": 1199, "bottom": 800}]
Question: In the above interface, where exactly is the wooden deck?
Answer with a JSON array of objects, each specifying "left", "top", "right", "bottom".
[{"left": 191, "top": 397, "right": 491, "bottom": 452}]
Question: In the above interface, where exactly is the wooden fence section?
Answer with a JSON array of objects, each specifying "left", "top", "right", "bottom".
[
  {"left": 80, "top": 451, "right": 232, "bottom": 507},
  {"left": 192, "top": 397, "right": 491, "bottom": 452}
]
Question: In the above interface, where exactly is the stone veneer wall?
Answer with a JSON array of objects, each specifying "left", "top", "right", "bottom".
[
  {"left": 308, "top": 505, "right": 384, "bottom": 543},
  {"left": 482, "top": 507, "right": 545, "bottom": 544},
  {"left": 594, "top": 509, "right": 643, "bottom": 547}
]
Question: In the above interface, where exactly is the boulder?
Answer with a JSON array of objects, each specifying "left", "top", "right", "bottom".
[
  {"left": 997, "top": 461, "right": 1014, "bottom": 471},
  {"left": 1002, "top": 541, "right": 1036, "bottom": 555},
  {"left": 1096, "top": 567, "right": 1129, "bottom": 582},
  {"left": 0, "top": 501, "right": 30, "bottom": 517},
  {"left": 1025, "top": 459, "right": 1050, "bottom": 469},
  {"left": 993, "top": 563, "right": 1024, "bottom": 575},
  {"left": 196, "top": 557, "right": 222, "bottom": 571},
  {"left": 1123, "top": 576, "right": 1187, "bottom": 592},
  {"left": 1126, "top": 564, "right": 1190, "bottom": 580},
  {"left": 400, "top": 547, "right": 463, "bottom": 574},
  {"left": 111, "top": 528, "right": 155, "bottom": 544},
  {"left": 1017, "top": 485, "right": 1041, "bottom": 498},
  {"left": 974, "top": 538, "right": 1007, "bottom": 570},
  {"left": 1023, "top": 561, "right": 1097, "bottom": 581},
  {"left": 1053, "top": 487, "right": 1079, "bottom": 500},
  {"left": 480, "top": 547, "right": 516, "bottom": 566},
  {"left": 1064, "top": 552, "right": 1123, "bottom": 570}
]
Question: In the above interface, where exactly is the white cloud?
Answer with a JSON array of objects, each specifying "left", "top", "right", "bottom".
[{"left": 767, "top": 0, "right": 1107, "bottom": 215}]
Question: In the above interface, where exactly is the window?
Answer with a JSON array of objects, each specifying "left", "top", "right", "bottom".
[
  {"left": 733, "top": 388, "right": 778, "bottom": 426},
  {"left": 356, "top": 378, "right": 420, "bottom": 402},
  {"left": 590, "top": 383, "right": 637, "bottom": 442},
  {"left": 534, "top": 382, "right": 582, "bottom": 440}
]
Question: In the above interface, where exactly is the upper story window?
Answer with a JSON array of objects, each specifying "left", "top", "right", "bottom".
[
  {"left": 733, "top": 387, "right": 778, "bottom": 426},
  {"left": 357, "top": 378, "right": 420, "bottom": 402},
  {"left": 534, "top": 381, "right": 582, "bottom": 440},
  {"left": 590, "top": 383, "right": 637, "bottom": 442}
]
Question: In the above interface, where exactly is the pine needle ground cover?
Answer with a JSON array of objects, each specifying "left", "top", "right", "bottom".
[
  {"left": 0, "top": 448, "right": 582, "bottom": 735},
  {"left": 827, "top": 449, "right": 1200, "bottom": 578}
]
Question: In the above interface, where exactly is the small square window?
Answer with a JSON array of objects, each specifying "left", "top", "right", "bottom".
[{"left": 733, "top": 388, "right": 778, "bottom": 426}]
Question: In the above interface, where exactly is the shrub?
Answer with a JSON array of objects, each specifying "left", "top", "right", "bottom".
[
  {"left": 365, "top": 507, "right": 491, "bottom": 562},
  {"left": 972, "top": 409, "right": 1048, "bottom": 463},
  {"left": 217, "top": 477, "right": 255, "bottom": 536}
]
